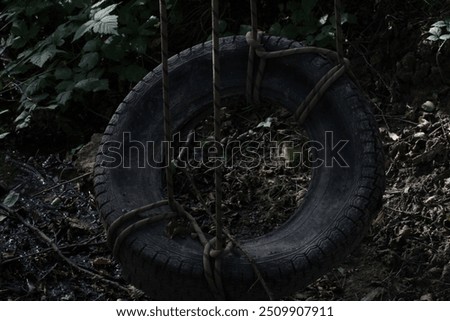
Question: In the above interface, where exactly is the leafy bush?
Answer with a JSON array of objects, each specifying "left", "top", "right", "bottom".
[
  {"left": 427, "top": 19, "right": 450, "bottom": 42},
  {"left": 0, "top": 0, "right": 162, "bottom": 140},
  {"left": 0, "top": 0, "right": 356, "bottom": 144}
]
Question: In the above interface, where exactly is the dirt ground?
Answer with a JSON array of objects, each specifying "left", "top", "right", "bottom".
[{"left": 1, "top": 6, "right": 450, "bottom": 300}]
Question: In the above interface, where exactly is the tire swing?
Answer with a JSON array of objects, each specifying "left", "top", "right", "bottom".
[{"left": 94, "top": 0, "right": 385, "bottom": 300}]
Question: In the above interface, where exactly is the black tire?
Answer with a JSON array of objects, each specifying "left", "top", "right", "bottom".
[{"left": 94, "top": 35, "right": 385, "bottom": 300}]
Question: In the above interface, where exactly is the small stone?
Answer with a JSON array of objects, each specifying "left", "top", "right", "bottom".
[{"left": 421, "top": 100, "right": 435, "bottom": 112}]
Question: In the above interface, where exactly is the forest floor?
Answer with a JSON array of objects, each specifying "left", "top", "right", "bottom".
[{"left": 1, "top": 7, "right": 450, "bottom": 300}]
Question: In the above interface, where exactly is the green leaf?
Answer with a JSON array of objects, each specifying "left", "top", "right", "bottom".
[
  {"left": 17, "top": 49, "right": 33, "bottom": 59},
  {"left": 79, "top": 52, "right": 99, "bottom": 70},
  {"left": 56, "top": 80, "right": 75, "bottom": 92},
  {"left": 73, "top": 20, "right": 95, "bottom": 41},
  {"left": 83, "top": 38, "right": 102, "bottom": 52},
  {"left": 30, "top": 93, "right": 49, "bottom": 103},
  {"left": 429, "top": 26, "right": 442, "bottom": 36},
  {"left": 15, "top": 110, "right": 30, "bottom": 123},
  {"left": 0, "top": 132, "right": 10, "bottom": 140},
  {"left": 38, "top": 104, "right": 59, "bottom": 110},
  {"left": 93, "top": 4, "right": 118, "bottom": 21},
  {"left": 3, "top": 190, "right": 20, "bottom": 208},
  {"left": 54, "top": 67, "right": 73, "bottom": 80},
  {"left": 432, "top": 21, "right": 446, "bottom": 27},
  {"left": 56, "top": 91, "right": 72, "bottom": 105},
  {"left": 427, "top": 35, "right": 439, "bottom": 41},
  {"left": 92, "top": 79, "right": 109, "bottom": 92},
  {"left": 49, "top": 24, "right": 68, "bottom": 47},
  {"left": 74, "top": 78, "right": 108, "bottom": 92},
  {"left": 92, "top": 15, "right": 119, "bottom": 35},
  {"left": 16, "top": 115, "right": 32, "bottom": 130},
  {"left": 11, "top": 37, "right": 27, "bottom": 49},
  {"left": 29, "top": 45, "right": 58, "bottom": 67},
  {"left": 87, "top": 68, "right": 105, "bottom": 79},
  {"left": 319, "top": 14, "right": 329, "bottom": 25},
  {"left": 26, "top": 77, "right": 48, "bottom": 95},
  {"left": 269, "top": 22, "right": 282, "bottom": 36},
  {"left": 92, "top": 0, "right": 108, "bottom": 9},
  {"left": 11, "top": 20, "right": 28, "bottom": 37},
  {"left": 440, "top": 34, "right": 450, "bottom": 40}
]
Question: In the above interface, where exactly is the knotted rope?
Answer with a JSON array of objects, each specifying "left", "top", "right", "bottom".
[{"left": 245, "top": 0, "right": 349, "bottom": 123}]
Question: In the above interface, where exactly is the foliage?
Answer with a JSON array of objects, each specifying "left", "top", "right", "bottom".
[
  {"left": 0, "top": 0, "right": 357, "bottom": 143},
  {"left": 427, "top": 19, "right": 450, "bottom": 42},
  {"left": 0, "top": 0, "right": 161, "bottom": 139},
  {"left": 267, "top": 0, "right": 356, "bottom": 47}
]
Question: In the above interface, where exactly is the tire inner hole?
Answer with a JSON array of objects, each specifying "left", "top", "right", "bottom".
[{"left": 170, "top": 97, "right": 313, "bottom": 240}]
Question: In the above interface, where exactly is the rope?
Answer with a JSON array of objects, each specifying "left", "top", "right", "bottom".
[
  {"left": 211, "top": 0, "right": 224, "bottom": 252},
  {"left": 245, "top": 0, "right": 350, "bottom": 124},
  {"left": 113, "top": 211, "right": 177, "bottom": 258},
  {"left": 334, "top": 0, "right": 345, "bottom": 65},
  {"left": 159, "top": 0, "right": 175, "bottom": 209},
  {"left": 246, "top": 0, "right": 258, "bottom": 104},
  {"left": 110, "top": 0, "right": 228, "bottom": 299},
  {"left": 295, "top": 60, "right": 350, "bottom": 123},
  {"left": 203, "top": 238, "right": 233, "bottom": 300},
  {"left": 107, "top": 199, "right": 169, "bottom": 247}
]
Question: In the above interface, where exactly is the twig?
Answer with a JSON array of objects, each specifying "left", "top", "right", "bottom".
[
  {"left": 32, "top": 171, "right": 92, "bottom": 197},
  {"left": 436, "top": 40, "right": 450, "bottom": 85},
  {"left": 437, "top": 114, "right": 450, "bottom": 145},
  {"left": 373, "top": 102, "right": 390, "bottom": 131},
  {"left": 375, "top": 115, "right": 418, "bottom": 126},
  {"left": 6, "top": 156, "right": 45, "bottom": 182},
  {"left": 3, "top": 206, "right": 130, "bottom": 293},
  {"left": 1, "top": 235, "right": 105, "bottom": 265}
]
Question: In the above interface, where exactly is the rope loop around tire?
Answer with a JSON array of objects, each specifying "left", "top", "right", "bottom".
[
  {"left": 203, "top": 237, "right": 234, "bottom": 300},
  {"left": 245, "top": 0, "right": 350, "bottom": 123}
]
